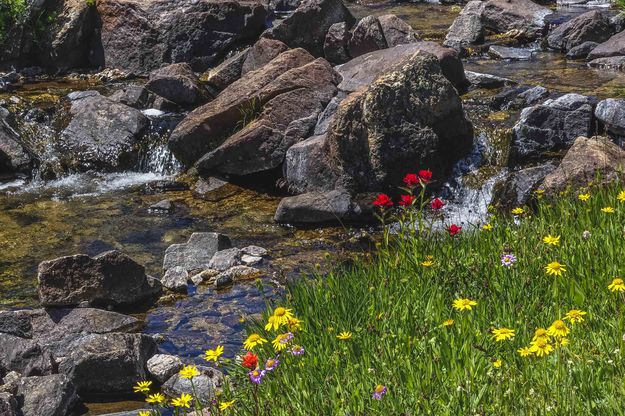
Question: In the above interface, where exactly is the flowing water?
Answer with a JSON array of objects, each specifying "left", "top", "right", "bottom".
[{"left": 1, "top": 2, "right": 624, "bottom": 414}]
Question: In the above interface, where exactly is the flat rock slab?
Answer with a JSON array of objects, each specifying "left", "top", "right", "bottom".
[
  {"left": 163, "top": 233, "right": 232, "bottom": 272},
  {"left": 488, "top": 46, "right": 534, "bottom": 61}
]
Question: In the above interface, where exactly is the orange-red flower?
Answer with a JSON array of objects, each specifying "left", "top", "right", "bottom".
[
  {"left": 241, "top": 351, "right": 258, "bottom": 369},
  {"left": 373, "top": 193, "right": 393, "bottom": 207},
  {"left": 447, "top": 224, "right": 462, "bottom": 236}
]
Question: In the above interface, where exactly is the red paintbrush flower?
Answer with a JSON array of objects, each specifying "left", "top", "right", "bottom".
[
  {"left": 431, "top": 198, "right": 444, "bottom": 210},
  {"left": 418, "top": 170, "right": 433, "bottom": 183},
  {"left": 373, "top": 193, "right": 393, "bottom": 207},
  {"left": 399, "top": 194, "right": 416, "bottom": 206},
  {"left": 447, "top": 224, "right": 462, "bottom": 236},
  {"left": 241, "top": 351, "right": 258, "bottom": 369},
  {"left": 403, "top": 173, "right": 419, "bottom": 187}
]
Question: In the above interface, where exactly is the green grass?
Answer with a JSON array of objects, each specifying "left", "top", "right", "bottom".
[
  {"left": 219, "top": 182, "right": 625, "bottom": 416},
  {"left": 0, "top": 0, "right": 27, "bottom": 42}
]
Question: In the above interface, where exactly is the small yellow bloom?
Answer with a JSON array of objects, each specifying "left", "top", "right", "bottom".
[
  {"left": 578, "top": 193, "right": 590, "bottom": 202},
  {"left": 272, "top": 333, "right": 293, "bottom": 351},
  {"left": 452, "top": 298, "right": 477, "bottom": 311},
  {"left": 146, "top": 392, "right": 166, "bottom": 404},
  {"left": 138, "top": 411, "right": 151, "bottom": 416},
  {"left": 511, "top": 207, "right": 524, "bottom": 215},
  {"left": 287, "top": 317, "right": 303, "bottom": 331},
  {"left": 492, "top": 359, "right": 502, "bottom": 368},
  {"left": 133, "top": 380, "right": 152, "bottom": 393},
  {"left": 618, "top": 190, "right": 625, "bottom": 202},
  {"left": 482, "top": 223, "right": 493, "bottom": 231},
  {"left": 336, "top": 331, "right": 353, "bottom": 341},
  {"left": 534, "top": 189, "right": 545, "bottom": 198},
  {"left": 491, "top": 327, "right": 516, "bottom": 342},
  {"left": 421, "top": 260, "right": 434, "bottom": 267},
  {"left": 517, "top": 347, "right": 533, "bottom": 357},
  {"left": 564, "top": 309, "right": 587, "bottom": 324},
  {"left": 608, "top": 277, "right": 625, "bottom": 292},
  {"left": 542, "top": 234, "right": 561, "bottom": 246},
  {"left": 556, "top": 337, "right": 570, "bottom": 347},
  {"left": 264, "top": 307, "right": 294, "bottom": 330},
  {"left": 243, "top": 333, "right": 268, "bottom": 350},
  {"left": 179, "top": 365, "right": 200, "bottom": 380},
  {"left": 532, "top": 328, "right": 549, "bottom": 342},
  {"left": 171, "top": 393, "right": 193, "bottom": 408},
  {"left": 529, "top": 338, "right": 554, "bottom": 357},
  {"left": 545, "top": 261, "right": 566, "bottom": 276},
  {"left": 204, "top": 345, "right": 224, "bottom": 362},
  {"left": 547, "top": 320, "right": 570, "bottom": 338},
  {"left": 601, "top": 207, "right": 615, "bottom": 213},
  {"left": 219, "top": 399, "right": 236, "bottom": 411},
  {"left": 442, "top": 319, "right": 454, "bottom": 327}
]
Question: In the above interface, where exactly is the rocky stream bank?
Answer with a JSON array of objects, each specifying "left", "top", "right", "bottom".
[{"left": 3, "top": 0, "right": 625, "bottom": 413}]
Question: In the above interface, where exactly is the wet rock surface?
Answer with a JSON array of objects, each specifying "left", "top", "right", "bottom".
[
  {"left": 145, "top": 63, "right": 211, "bottom": 107},
  {"left": 547, "top": 10, "right": 614, "bottom": 53}
]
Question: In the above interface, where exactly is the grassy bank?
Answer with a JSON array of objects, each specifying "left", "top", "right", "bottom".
[{"left": 136, "top": 177, "right": 625, "bottom": 415}]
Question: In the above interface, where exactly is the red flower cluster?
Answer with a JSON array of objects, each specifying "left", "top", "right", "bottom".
[
  {"left": 447, "top": 224, "right": 462, "bottom": 236},
  {"left": 399, "top": 194, "right": 416, "bottom": 206},
  {"left": 403, "top": 170, "right": 433, "bottom": 187},
  {"left": 373, "top": 193, "right": 393, "bottom": 207},
  {"left": 242, "top": 351, "right": 258, "bottom": 369},
  {"left": 430, "top": 198, "right": 444, "bottom": 210}
]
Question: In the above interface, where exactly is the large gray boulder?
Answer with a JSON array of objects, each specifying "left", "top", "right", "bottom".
[
  {"left": 94, "top": 0, "right": 268, "bottom": 75},
  {"left": 587, "top": 29, "right": 625, "bottom": 61},
  {"left": 444, "top": 0, "right": 551, "bottom": 51},
  {"left": 147, "top": 354, "right": 183, "bottom": 383},
  {"left": 162, "top": 232, "right": 232, "bottom": 272},
  {"left": 493, "top": 163, "right": 556, "bottom": 208},
  {"left": 0, "top": 107, "right": 33, "bottom": 174},
  {"left": 541, "top": 136, "right": 625, "bottom": 194},
  {"left": 37, "top": 250, "right": 161, "bottom": 309},
  {"left": 145, "top": 63, "right": 210, "bottom": 107},
  {"left": 58, "top": 333, "right": 157, "bottom": 396},
  {"left": 274, "top": 190, "right": 374, "bottom": 224},
  {"left": 0, "top": 335, "right": 56, "bottom": 378},
  {"left": 510, "top": 93, "right": 595, "bottom": 164},
  {"left": 329, "top": 54, "right": 473, "bottom": 193},
  {"left": 547, "top": 10, "right": 614, "bottom": 52},
  {"left": 595, "top": 98, "right": 625, "bottom": 136},
  {"left": 16, "top": 374, "right": 79, "bottom": 416},
  {"left": 55, "top": 91, "right": 149, "bottom": 172},
  {"left": 262, "top": 0, "right": 355, "bottom": 57},
  {"left": 162, "top": 367, "right": 223, "bottom": 404},
  {"left": 0, "top": 392, "right": 18, "bottom": 416}
]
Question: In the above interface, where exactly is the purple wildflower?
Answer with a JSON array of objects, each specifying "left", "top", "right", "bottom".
[
  {"left": 372, "top": 385, "right": 387, "bottom": 400},
  {"left": 248, "top": 368, "right": 266, "bottom": 385},
  {"left": 501, "top": 253, "right": 517, "bottom": 267},
  {"left": 265, "top": 357, "right": 280, "bottom": 371},
  {"left": 289, "top": 345, "right": 305, "bottom": 356}
]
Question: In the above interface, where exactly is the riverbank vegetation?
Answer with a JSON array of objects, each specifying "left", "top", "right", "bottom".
[{"left": 135, "top": 173, "right": 625, "bottom": 415}]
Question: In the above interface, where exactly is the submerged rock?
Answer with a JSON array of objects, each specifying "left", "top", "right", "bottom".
[
  {"left": 94, "top": 0, "right": 268, "bottom": 75},
  {"left": 510, "top": 94, "right": 595, "bottom": 164},
  {"left": 145, "top": 63, "right": 211, "bottom": 107},
  {"left": 162, "top": 233, "right": 232, "bottom": 273},
  {"left": 208, "top": 248, "right": 243, "bottom": 271},
  {"left": 541, "top": 136, "right": 625, "bottom": 194},
  {"left": 37, "top": 250, "right": 161, "bottom": 309},
  {"left": 587, "top": 56, "right": 625, "bottom": 71},
  {"left": 465, "top": 71, "right": 515, "bottom": 89},
  {"left": 488, "top": 46, "right": 534, "bottom": 61},
  {"left": 566, "top": 41, "right": 599, "bottom": 60},
  {"left": 56, "top": 92, "right": 149, "bottom": 172}
]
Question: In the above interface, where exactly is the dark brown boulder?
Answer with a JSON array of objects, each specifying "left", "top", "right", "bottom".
[
  {"left": 37, "top": 250, "right": 161, "bottom": 309},
  {"left": 262, "top": 0, "right": 355, "bottom": 57},
  {"left": 348, "top": 15, "right": 388, "bottom": 58},
  {"left": 241, "top": 38, "right": 290, "bottom": 74},
  {"left": 145, "top": 63, "right": 211, "bottom": 107},
  {"left": 324, "top": 22, "right": 352, "bottom": 64},
  {"left": 94, "top": 0, "right": 268, "bottom": 75}
]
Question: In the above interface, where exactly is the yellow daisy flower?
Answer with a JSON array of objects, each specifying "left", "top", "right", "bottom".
[
  {"left": 133, "top": 380, "right": 152, "bottom": 393},
  {"left": 534, "top": 189, "right": 545, "bottom": 198},
  {"left": 442, "top": 319, "right": 454, "bottom": 327},
  {"left": 578, "top": 193, "right": 590, "bottom": 202},
  {"left": 618, "top": 190, "right": 625, "bottom": 202},
  {"left": 492, "top": 359, "right": 502, "bottom": 368},
  {"left": 138, "top": 411, "right": 151, "bottom": 416},
  {"left": 532, "top": 328, "right": 549, "bottom": 342},
  {"left": 545, "top": 261, "right": 566, "bottom": 276},
  {"left": 491, "top": 327, "right": 515, "bottom": 342},
  {"left": 542, "top": 234, "right": 560, "bottom": 246},
  {"left": 272, "top": 333, "right": 293, "bottom": 351},
  {"left": 243, "top": 333, "right": 268, "bottom": 350},
  {"left": 219, "top": 399, "right": 236, "bottom": 411},
  {"left": 511, "top": 207, "right": 524, "bottom": 215},
  {"left": 556, "top": 337, "right": 570, "bottom": 347},
  {"left": 146, "top": 392, "right": 166, "bottom": 404},
  {"left": 564, "top": 309, "right": 586, "bottom": 324},
  {"left": 529, "top": 338, "right": 554, "bottom": 357},
  {"left": 608, "top": 278, "right": 625, "bottom": 292},
  {"left": 264, "top": 307, "right": 294, "bottom": 330},
  {"left": 287, "top": 317, "right": 303, "bottom": 331},
  {"left": 421, "top": 259, "right": 435, "bottom": 267},
  {"left": 179, "top": 365, "right": 200, "bottom": 380},
  {"left": 601, "top": 207, "right": 615, "bottom": 213},
  {"left": 517, "top": 347, "right": 533, "bottom": 357},
  {"left": 336, "top": 331, "right": 353, "bottom": 341},
  {"left": 171, "top": 393, "right": 193, "bottom": 408},
  {"left": 204, "top": 345, "right": 224, "bottom": 362},
  {"left": 547, "top": 320, "right": 570, "bottom": 338},
  {"left": 482, "top": 223, "right": 493, "bottom": 231},
  {"left": 452, "top": 298, "right": 478, "bottom": 311}
]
